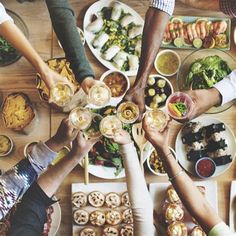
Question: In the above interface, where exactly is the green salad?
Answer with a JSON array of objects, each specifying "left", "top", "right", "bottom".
[
  {"left": 186, "top": 55, "right": 231, "bottom": 89},
  {"left": 89, "top": 106, "right": 132, "bottom": 176}
]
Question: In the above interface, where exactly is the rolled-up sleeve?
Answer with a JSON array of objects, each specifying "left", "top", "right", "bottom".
[
  {"left": 149, "top": 0, "right": 175, "bottom": 16},
  {"left": 219, "top": 0, "right": 236, "bottom": 17},
  {"left": 0, "top": 3, "right": 13, "bottom": 24}
]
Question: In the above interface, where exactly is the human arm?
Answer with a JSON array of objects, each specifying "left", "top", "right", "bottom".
[
  {"left": 45, "top": 0, "right": 97, "bottom": 94},
  {"left": 113, "top": 130, "right": 154, "bottom": 236},
  {"left": 178, "top": 0, "right": 220, "bottom": 11},
  {"left": 142, "top": 118, "right": 223, "bottom": 233},
  {"left": 123, "top": 0, "right": 174, "bottom": 119},
  {"left": 185, "top": 70, "right": 236, "bottom": 120}
]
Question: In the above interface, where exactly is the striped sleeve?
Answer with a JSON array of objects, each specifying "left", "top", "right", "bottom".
[
  {"left": 219, "top": 0, "right": 236, "bottom": 17},
  {"left": 149, "top": 0, "right": 175, "bottom": 16}
]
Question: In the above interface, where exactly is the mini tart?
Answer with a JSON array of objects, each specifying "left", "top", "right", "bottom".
[
  {"left": 122, "top": 208, "right": 133, "bottom": 224},
  {"left": 121, "top": 192, "right": 131, "bottom": 207},
  {"left": 89, "top": 210, "right": 106, "bottom": 226},
  {"left": 103, "top": 226, "right": 119, "bottom": 236},
  {"left": 72, "top": 192, "right": 87, "bottom": 208},
  {"left": 167, "top": 221, "right": 188, "bottom": 236},
  {"left": 164, "top": 203, "right": 184, "bottom": 223},
  {"left": 166, "top": 186, "right": 180, "bottom": 203},
  {"left": 73, "top": 209, "right": 89, "bottom": 225},
  {"left": 88, "top": 191, "right": 105, "bottom": 207},
  {"left": 105, "top": 210, "right": 122, "bottom": 225},
  {"left": 79, "top": 227, "right": 96, "bottom": 236},
  {"left": 120, "top": 225, "right": 134, "bottom": 236},
  {"left": 190, "top": 226, "right": 206, "bottom": 236},
  {"left": 105, "top": 192, "right": 121, "bottom": 208}
]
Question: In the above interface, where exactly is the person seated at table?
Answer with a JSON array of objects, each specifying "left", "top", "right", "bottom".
[
  {"left": 0, "top": 3, "right": 66, "bottom": 90},
  {"left": 186, "top": 70, "right": 236, "bottom": 120},
  {"left": 121, "top": 0, "right": 236, "bottom": 120},
  {"left": 45, "top": 0, "right": 97, "bottom": 94},
  {"left": 0, "top": 118, "right": 79, "bottom": 220},
  {"left": 6, "top": 130, "right": 99, "bottom": 236},
  {"left": 142, "top": 116, "right": 235, "bottom": 236}
]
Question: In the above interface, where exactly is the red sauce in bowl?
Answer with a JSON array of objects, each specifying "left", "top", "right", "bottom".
[{"left": 195, "top": 158, "right": 216, "bottom": 178}]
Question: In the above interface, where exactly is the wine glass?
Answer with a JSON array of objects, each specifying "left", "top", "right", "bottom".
[{"left": 117, "top": 101, "right": 139, "bottom": 124}]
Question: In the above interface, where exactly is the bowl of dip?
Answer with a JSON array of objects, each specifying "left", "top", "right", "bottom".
[
  {"left": 0, "top": 135, "right": 13, "bottom": 157},
  {"left": 154, "top": 49, "right": 181, "bottom": 77},
  {"left": 195, "top": 157, "right": 216, "bottom": 178}
]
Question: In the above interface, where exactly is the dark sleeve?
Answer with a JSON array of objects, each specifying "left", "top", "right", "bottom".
[
  {"left": 219, "top": 0, "right": 236, "bottom": 17},
  {"left": 45, "top": 0, "right": 95, "bottom": 83},
  {"left": 7, "top": 183, "right": 56, "bottom": 236}
]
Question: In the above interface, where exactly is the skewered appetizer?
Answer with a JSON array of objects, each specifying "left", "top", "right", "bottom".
[{"left": 162, "top": 17, "right": 229, "bottom": 49}]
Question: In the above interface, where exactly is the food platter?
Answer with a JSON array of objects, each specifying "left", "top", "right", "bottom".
[
  {"left": 83, "top": 0, "right": 144, "bottom": 76},
  {"left": 0, "top": 10, "right": 29, "bottom": 66},
  {"left": 229, "top": 181, "right": 236, "bottom": 232},
  {"left": 161, "top": 15, "right": 231, "bottom": 50},
  {"left": 149, "top": 181, "right": 218, "bottom": 236},
  {"left": 48, "top": 202, "right": 61, "bottom": 236},
  {"left": 175, "top": 116, "right": 236, "bottom": 177}
]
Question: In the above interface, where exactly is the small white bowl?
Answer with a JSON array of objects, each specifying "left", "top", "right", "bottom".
[
  {"left": 100, "top": 69, "right": 130, "bottom": 107},
  {"left": 0, "top": 135, "right": 14, "bottom": 157},
  {"left": 154, "top": 49, "right": 181, "bottom": 77},
  {"left": 145, "top": 74, "right": 174, "bottom": 110},
  {"left": 58, "top": 27, "right": 85, "bottom": 47},
  {"left": 24, "top": 141, "right": 38, "bottom": 158},
  {"left": 147, "top": 147, "right": 177, "bottom": 176}
]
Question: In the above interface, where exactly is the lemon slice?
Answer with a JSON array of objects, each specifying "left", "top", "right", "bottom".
[
  {"left": 162, "top": 39, "right": 172, "bottom": 45},
  {"left": 174, "top": 37, "right": 184, "bottom": 48},
  {"left": 193, "top": 38, "right": 203, "bottom": 48},
  {"left": 171, "top": 17, "right": 183, "bottom": 24}
]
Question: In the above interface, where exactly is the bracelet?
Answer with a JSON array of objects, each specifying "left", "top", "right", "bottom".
[
  {"left": 169, "top": 170, "right": 184, "bottom": 182},
  {"left": 160, "top": 152, "right": 172, "bottom": 161}
]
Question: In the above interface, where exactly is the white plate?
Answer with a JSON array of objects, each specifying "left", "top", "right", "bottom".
[
  {"left": 82, "top": 141, "right": 152, "bottom": 179},
  {"left": 72, "top": 182, "right": 128, "bottom": 236},
  {"left": 175, "top": 116, "right": 236, "bottom": 177},
  {"left": 229, "top": 181, "right": 236, "bottom": 232},
  {"left": 83, "top": 0, "right": 144, "bottom": 76},
  {"left": 149, "top": 181, "right": 218, "bottom": 236},
  {"left": 48, "top": 202, "right": 61, "bottom": 236}
]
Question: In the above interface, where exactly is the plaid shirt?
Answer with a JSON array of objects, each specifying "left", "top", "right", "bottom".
[
  {"left": 220, "top": 0, "right": 236, "bottom": 17},
  {"left": 150, "top": 0, "right": 175, "bottom": 15}
]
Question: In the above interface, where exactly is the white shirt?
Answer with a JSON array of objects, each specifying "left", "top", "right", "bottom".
[
  {"left": 0, "top": 3, "right": 13, "bottom": 24},
  {"left": 209, "top": 222, "right": 236, "bottom": 236},
  {"left": 214, "top": 70, "right": 236, "bottom": 105}
]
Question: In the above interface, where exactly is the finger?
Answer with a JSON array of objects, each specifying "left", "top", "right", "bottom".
[{"left": 88, "top": 136, "right": 101, "bottom": 146}]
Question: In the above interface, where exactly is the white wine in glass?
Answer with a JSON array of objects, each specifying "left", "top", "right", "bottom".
[
  {"left": 49, "top": 82, "right": 73, "bottom": 107},
  {"left": 117, "top": 101, "right": 139, "bottom": 124},
  {"left": 99, "top": 115, "right": 122, "bottom": 138},
  {"left": 145, "top": 109, "right": 168, "bottom": 131},
  {"left": 69, "top": 107, "right": 93, "bottom": 130},
  {"left": 87, "top": 82, "right": 111, "bottom": 107}
]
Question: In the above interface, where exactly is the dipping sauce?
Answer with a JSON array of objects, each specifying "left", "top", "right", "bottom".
[
  {"left": 0, "top": 135, "right": 13, "bottom": 156},
  {"left": 103, "top": 72, "right": 128, "bottom": 97},
  {"left": 195, "top": 157, "right": 216, "bottom": 178},
  {"left": 155, "top": 50, "right": 180, "bottom": 76}
]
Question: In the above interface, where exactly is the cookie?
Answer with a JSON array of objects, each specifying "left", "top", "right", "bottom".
[
  {"left": 105, "top": 210, "right": 122, "bottom": 225},
  {"left": 121, "top": 192, "right": 131, "bottom": 207},
  {"left": 73, "top": 209, "right": 89, "bottom": 225},
  {"left": 89, "top": 210, "right": 106, "bottom": 226},
  {"left": 120, "top": 225, "right": 134, "bottom": 236},
  {"left": 72, "top": 192, "right": 87, "bottom": 208},
  {"left": 105, "top": 192, "right": 121, "bottom": 208},
  {"left": 102, "top": 226, "right": 119, "bottom": 236},
  {"left": 79, "top": 227, "right": 96, "bottom": 236},
  {"left": 122, "top": 208, "right": 133, "bottom": 224},
  {"left": 88, "top": 191, "right": 105, "bottom": 207}
]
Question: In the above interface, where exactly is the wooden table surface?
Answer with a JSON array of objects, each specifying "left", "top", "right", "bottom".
[{"left": 0, "top": 0, "right": 235, "bottom": 235}]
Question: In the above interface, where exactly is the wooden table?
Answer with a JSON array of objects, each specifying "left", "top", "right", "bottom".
[{"left": 0, "top": 0, "right": 235, "bottom": 235}]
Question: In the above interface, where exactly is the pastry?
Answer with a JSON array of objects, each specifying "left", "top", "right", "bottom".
[
  {"left": 102, "top": 226, "right": 119, "bottom": 236},
  {"left": 120, "top": 225, "right": 134, "bottom": 236},
  {"left": 73, "top": 209, "right": 89, "bottom": 225},
  {"left": 190, "top": 226, "right": 206, "bottom": 236},
  {"left": 105, "top": 192, "right": 121, "bottom": 208},
  {"left": 72, "top": 192, "right": 87, "bottom": 208},
  {"left": 166, "top": 186, "right": 180, "bottom": 203},
  {"left": 79, "top": 227, "right": 96, "bottom": 236},
  {"left": 88, "top": 191, "right": 105, "bottom": 207},
  {"left": 89, "top": 210, "right": 106, "bottom": 226},
  {"left": 167, "top": 221, "right": 187, "bottom": 236},
  {"left": 164, "top": 203, "right": 184, "bottom": 223},
  {"left": 2, "top": 92, "right": 35, "bottom": 131},
  {"left": 105, "top": 210, "right": 122, "bottom": 225},
  {"left": 121, "top": 192, "right": 131, "bottom": 207},
  {"left": 122, "top": 208, "right": 133, "bottom": 224}
]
